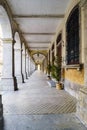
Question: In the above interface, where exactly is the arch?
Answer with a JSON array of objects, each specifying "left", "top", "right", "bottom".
[
  {"left": 33, "top": 53, "right": 46, "bottom": 65},
  {"left": 0, "top": 5, "right": 12, "bottom": 79},
  {"left": 32, "top": 52, "right": 46, "bottom": 57},
  {"left": 0, "top": 2, "right": 18, "bottom": 90},
  {"left": 66, "top": 5, "right": 79, "bottom": 25},
  {"left": 66, "top": 5, "right": 79, "bottom": 65},
  {"left": 14, "top": 32, "right": 21, "bottom": 75},
  {"left": 0, "top": 5, "right": 12, "bottom": 38}
]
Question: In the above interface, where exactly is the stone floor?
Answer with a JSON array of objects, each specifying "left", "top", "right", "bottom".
[{"left": 0, "top": 70, "right": 87, "bottom": 130}]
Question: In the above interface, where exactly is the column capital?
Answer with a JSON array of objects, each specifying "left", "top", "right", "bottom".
[{"left": 2, "top": 38, "right": 13, "bottom": 43}]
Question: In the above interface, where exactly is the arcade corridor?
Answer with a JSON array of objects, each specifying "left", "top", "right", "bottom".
[
  {"left": 0, "top": 70, "right": 86, "bottom": 130},
  {"left": 0, "top": 0, "right": 87, "bottom": 129}
]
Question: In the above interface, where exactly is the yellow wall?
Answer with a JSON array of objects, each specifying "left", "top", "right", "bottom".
[{"left": 65, "top": 68, "right": 84, "bottom": 85}]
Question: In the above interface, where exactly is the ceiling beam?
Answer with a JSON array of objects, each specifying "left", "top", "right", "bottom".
[
  {"left": 13, "top": 14, "right": 64, "bottom": 18},
  {"left": 22, "top": 32, "right": 55, "bottom": 35}
]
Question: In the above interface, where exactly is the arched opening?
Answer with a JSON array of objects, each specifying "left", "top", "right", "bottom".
[
  {"left": 33, "top": 53, "right": 45, "bottom": 64},
  {"left": 0, "top": 5, "right": 17, "bottom": 90},
  {"left": 33, "top": 53, "right": 46, "bottom": 72},
  {"left": 0, "top": 5, "right": 12, "bottom": 78},
  {"left": 66, "top": 5, "right": 79, "bottom": 65},
  {"left": 14, "top": 32, "right": 22, "bottom": 83},
  {"left": 37, "top": 64, "right": 41, "bottom": 71},
  {"left": 0, "top": 5, "right": 12, "bottom": 80},
  {"left": 56, "top": 33, "right": 62, "bottom": 81}
]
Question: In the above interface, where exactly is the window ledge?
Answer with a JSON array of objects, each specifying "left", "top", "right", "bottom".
[{"left": 64, "top": 64, "right": 83, "bottom": 70}]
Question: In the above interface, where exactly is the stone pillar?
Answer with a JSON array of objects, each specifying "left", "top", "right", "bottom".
[
  {"left": 14, "top": 46, "right": 23, "bottom": 83},
  {"left": 30, "top": 58, "right": 35, "bottom": 75},
  {"left": 0, "top": 38, "right": 18, "bottom": 90},
  {"left": 28, "top": 56, "right": 31, "bottom": 76},
  {"left": 21, "top": 43, "right": 24, "bottom": 83},
  {"left": 30, "top": 58, "right": 32, "bottom": 75},
  {"left": 22, "top": 44, "right": 26, "bottom": 80},
  {"left": 26, "top": 49, "right": 29, "bottom": 79}
]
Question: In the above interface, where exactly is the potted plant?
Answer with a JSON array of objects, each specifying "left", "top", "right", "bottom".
[{"left": 51, "top": 56, "right": 63, "bottom": 90}]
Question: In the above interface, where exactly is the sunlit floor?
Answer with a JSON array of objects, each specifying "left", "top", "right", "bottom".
[{"left": 0, "top": 70, "right": 86, "bottom": 130}]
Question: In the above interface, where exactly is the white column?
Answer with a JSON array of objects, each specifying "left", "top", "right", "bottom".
[
  {"left": 0, "top": 38, "right": 18, "bottom": 90},
  {"left": 28, "top": 56, "right": 31, "bottom": 76},
  {"left": 14, "top": 48, "right": 22, "bottom": 83},
  {"left": 30, "top": 58, "right": 32, "bottom": 75},
  {"left": 26, "top": 49, "right": 29, "bottom": 79},
  {"left": 22, "top": 44, "right": 26, "bottom": 80},
  {"left": 30, "top": 59, "right": 35, "bottom": 74}
]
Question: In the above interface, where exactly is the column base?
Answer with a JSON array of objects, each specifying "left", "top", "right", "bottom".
[
  {"left": 16, "top": 75, "right": 23, "bottom": 83},
  {"left": 22, "top": 73, "right": 27, "bottom": 80},
  {"left": 0, "top": 77, "right": 18, "bottom": 91},
  {"left": 22, "top": 73, "right": 25, "bottom": 83},
  {"left": 26, "top": 72, "right": 28, "bottom": 79}
]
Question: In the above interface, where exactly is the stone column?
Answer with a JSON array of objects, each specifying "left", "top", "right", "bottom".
[
  {"left": 14, "top": 44, "right": 23, "bottom": 83},
  {"left": 30, "top": 58, "right": 32, "bottom": 75},
  {"left": 26, "top": 49, "right": 29, "bottom": 79},
  {"left": 0, "top": 38, "right": 18, "bottom": 90},
  {"left": 30, "top": 58, "right": 35, "bottom": 75},
  {"left": 28, "top": 56, "right": 31, "bottom": 76},
  {"left": 21, "top": 43, "right": 24, "bottom": 83},
  {"left": 22, "top": 44, "right": 26, "bottom": 80}
]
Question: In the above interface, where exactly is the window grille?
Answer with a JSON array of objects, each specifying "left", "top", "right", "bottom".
[{"left": 66, "top": 6, "right": 79, "bottom": 65}]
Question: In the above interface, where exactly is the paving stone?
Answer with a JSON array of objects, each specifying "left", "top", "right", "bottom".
[
  {"left": 3, "top": 114, "right": 87, "bottom": 130},
  {"left": 0, "top": 71, "right": 87, "bottom": 130}
]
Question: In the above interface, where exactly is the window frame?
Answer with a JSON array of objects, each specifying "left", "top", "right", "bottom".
[{"left": 66, "top": 5, "right": 79, "bottom": 65}]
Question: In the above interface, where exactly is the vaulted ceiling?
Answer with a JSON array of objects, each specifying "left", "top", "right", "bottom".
[{"left": 7, "top": 0, "right": 71, "bottom": 63}]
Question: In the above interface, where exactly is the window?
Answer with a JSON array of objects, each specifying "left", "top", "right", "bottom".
[
  {"left": 66, "top": 6, "right": 79, "bottom": 65},
  {"left": 56, "top": 33, "right": 62, "bottom": 57},
  {"left": 51, "top": 44, "right": 55, "bottom": 64}
]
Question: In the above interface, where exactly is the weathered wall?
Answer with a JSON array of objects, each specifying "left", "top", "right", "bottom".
[
  {"left": 64, "top": 68, "right": 84, "bottom": 99},
  {"left": 65, "top": 69, "right": 84, "bottom": 85}
]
